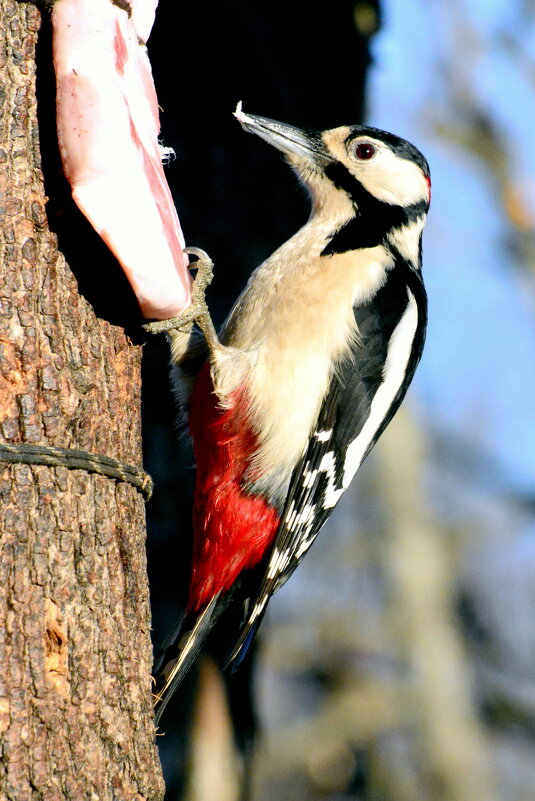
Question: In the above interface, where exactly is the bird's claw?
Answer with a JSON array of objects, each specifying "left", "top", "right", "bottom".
[{"left": 143, "top": 248, "right": 215, "bottom": 336}]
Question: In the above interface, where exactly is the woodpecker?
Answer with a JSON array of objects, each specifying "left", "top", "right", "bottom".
[{"left": 152, "top": 104, "right": 430, "bottom": 722}]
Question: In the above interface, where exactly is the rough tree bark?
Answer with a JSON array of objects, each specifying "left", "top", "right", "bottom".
[{"left": 0, "top": 3, "right": 164, "bottom": 798}]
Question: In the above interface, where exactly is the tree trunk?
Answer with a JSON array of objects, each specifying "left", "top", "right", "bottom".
[{"left": 0, "top": 3, "right": 164, "bottom": 798}]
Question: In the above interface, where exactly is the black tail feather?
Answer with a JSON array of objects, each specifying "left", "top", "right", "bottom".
[
  {"left": 152, "top": 610, "right": 187, "bottom": 678},
  {"left": 153, "top": 594, "right": 224, "bottom": 725},
  {"left": 223, "top": 600, "right": 269, "bottom": 673}
]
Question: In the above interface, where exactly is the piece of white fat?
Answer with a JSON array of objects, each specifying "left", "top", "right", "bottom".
[
  {"left": 52, "top": 0, "right": 191, "bottom": 320},
  {"left": 131, "top": 0, "right": 158, "bottom": 43}
]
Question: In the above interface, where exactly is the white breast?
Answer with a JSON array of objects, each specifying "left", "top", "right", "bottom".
[{"left": 218, "top": 243, "right": 394, "bottom": 485}]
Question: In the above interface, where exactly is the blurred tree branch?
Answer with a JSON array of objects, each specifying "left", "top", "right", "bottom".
[{"left": 376, "top": 409, "right": 497, "bottom": 801}]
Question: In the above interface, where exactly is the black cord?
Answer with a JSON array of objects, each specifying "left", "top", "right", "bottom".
[{"left": 0, "top": 442, "right": 153, "bottom": 500}]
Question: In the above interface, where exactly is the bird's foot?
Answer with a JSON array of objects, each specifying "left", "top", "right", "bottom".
[{"left": 143, "top": 248, "right": 217, "bottom": 344}]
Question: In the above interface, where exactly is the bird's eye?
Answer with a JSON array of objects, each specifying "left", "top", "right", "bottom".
[{"left": 353, "top": 142, "right": 376, "bottom": 160}]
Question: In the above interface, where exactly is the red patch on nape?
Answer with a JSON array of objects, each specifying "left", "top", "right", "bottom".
[
  {"left": 187, "top": 364, "right": 280, "bottom": 611},
  {"left": 425, "top": 174, "right": 432, "bottom": 202}
]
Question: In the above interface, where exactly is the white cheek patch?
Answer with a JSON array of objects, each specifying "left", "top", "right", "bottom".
[
  {"left": 322, "top": 128, "right": 429, "bottom": 208},
  {"left": 357, "top": 152, "right": 429, "bottom": 207}
]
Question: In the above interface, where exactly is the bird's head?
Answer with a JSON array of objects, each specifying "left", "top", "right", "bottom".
[
  {"left": 234, "top": 103, "right": 430, "bottom": 217},
  {"left": 234, "top": 103, "right": 430, "bottom": 261}
]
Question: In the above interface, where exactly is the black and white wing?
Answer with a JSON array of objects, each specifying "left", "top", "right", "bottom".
[{"left": 226, "top": 263, "right": 427, "bottom": 668}]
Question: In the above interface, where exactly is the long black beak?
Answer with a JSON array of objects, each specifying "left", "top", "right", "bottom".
[{"left": 234, "top": 102, "right": 330, "bottom": 165}]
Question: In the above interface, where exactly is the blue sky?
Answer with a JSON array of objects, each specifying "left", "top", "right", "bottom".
[{"left": 368, "top": 0, "right": 535, "bottom": 495}]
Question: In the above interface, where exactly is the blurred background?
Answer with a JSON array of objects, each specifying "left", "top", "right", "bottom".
[{"left": 143, "top": 1, "right": 535, "bottom": 799}]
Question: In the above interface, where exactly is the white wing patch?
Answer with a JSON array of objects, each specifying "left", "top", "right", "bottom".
[
  {"left": 290, "top": 505, "right": 316, "bottom": 533},
  {"left": 294, "top": 533, "right": 317, "bottom": 561},
  {"left": 249, "top": 594, "right": 269, "bottom": 622},
  {"left": 318, "top": 451, "right": 345, "bottom": 509},
  {"left": 341, "top": 289, "right": 419, "bottom": 493},
  {"left": 302, "top": 468, "right": 318, "bottom": 488}
]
